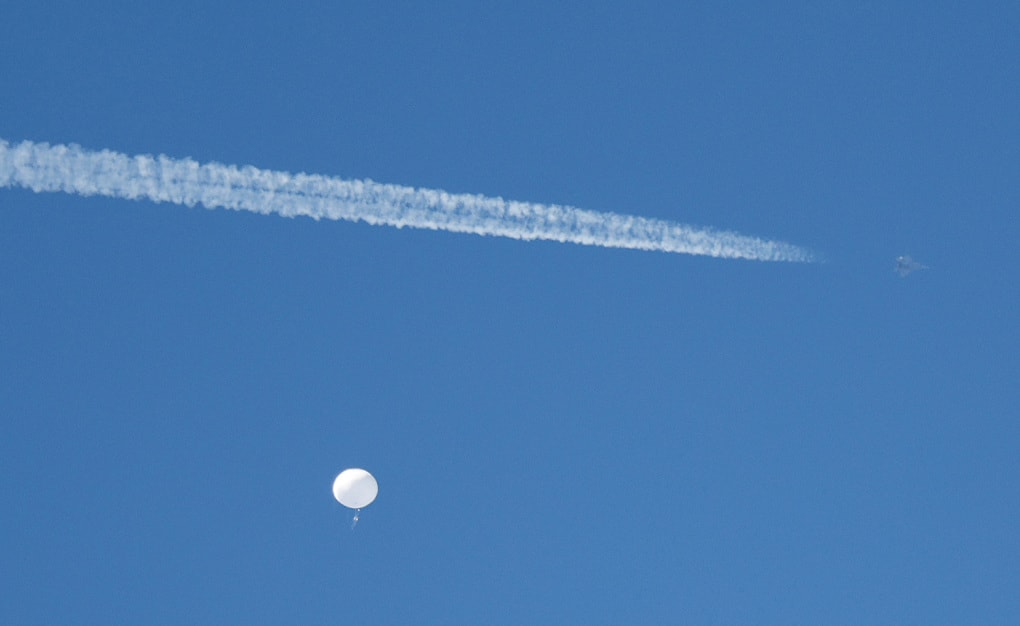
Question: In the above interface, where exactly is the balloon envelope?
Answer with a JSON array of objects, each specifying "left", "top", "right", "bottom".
[{"left": 332, "top": 469, "right": 378, "bottom": 509}]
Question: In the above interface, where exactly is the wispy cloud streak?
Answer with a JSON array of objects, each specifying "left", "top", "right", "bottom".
[{"left": 0, "top": 139, "right": 815, "bottom": 262}]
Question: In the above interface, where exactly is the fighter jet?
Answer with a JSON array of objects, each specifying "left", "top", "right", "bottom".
[{"left": 895, "top": 255, "right": 928, "bottom": 277}]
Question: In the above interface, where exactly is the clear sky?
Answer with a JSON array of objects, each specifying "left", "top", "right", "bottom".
[{"left": 2, "top": 2, "right": 1018, "bottom": 623}]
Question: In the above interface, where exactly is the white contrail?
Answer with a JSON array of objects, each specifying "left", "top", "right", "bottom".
[{"left": 0, "top": 138, "right": 815, "bottom": 262}]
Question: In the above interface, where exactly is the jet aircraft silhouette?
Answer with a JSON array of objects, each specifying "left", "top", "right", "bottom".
[{"left": 895, "top": 255, "right": 927, "bottom": 277}]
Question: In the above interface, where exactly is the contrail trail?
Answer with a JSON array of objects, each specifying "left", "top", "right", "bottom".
[{"left": 0, "top": 138, "right": 815, "bottom": 262}]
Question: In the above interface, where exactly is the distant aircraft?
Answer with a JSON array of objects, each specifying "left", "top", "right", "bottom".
[{"left": 895, "top": 255, "right": 928, "bottom": 277}]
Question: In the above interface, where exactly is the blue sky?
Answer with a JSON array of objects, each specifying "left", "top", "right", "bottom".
[{"left": 2, "top": 2, "right": 1018, "bottom": 623}]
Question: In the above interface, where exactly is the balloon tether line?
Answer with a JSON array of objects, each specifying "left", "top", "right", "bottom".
[{"left": 351, "top": 509, "right": 361, "bottom": 529}]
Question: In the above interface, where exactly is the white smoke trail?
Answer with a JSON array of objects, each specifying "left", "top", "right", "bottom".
[{"left": 0, "top": 138, "right": 815, "bottom": 262}]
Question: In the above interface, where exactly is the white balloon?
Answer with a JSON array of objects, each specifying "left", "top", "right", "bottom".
[{"left": 332, "top": 468, "right": 378, "bottom": 509}]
